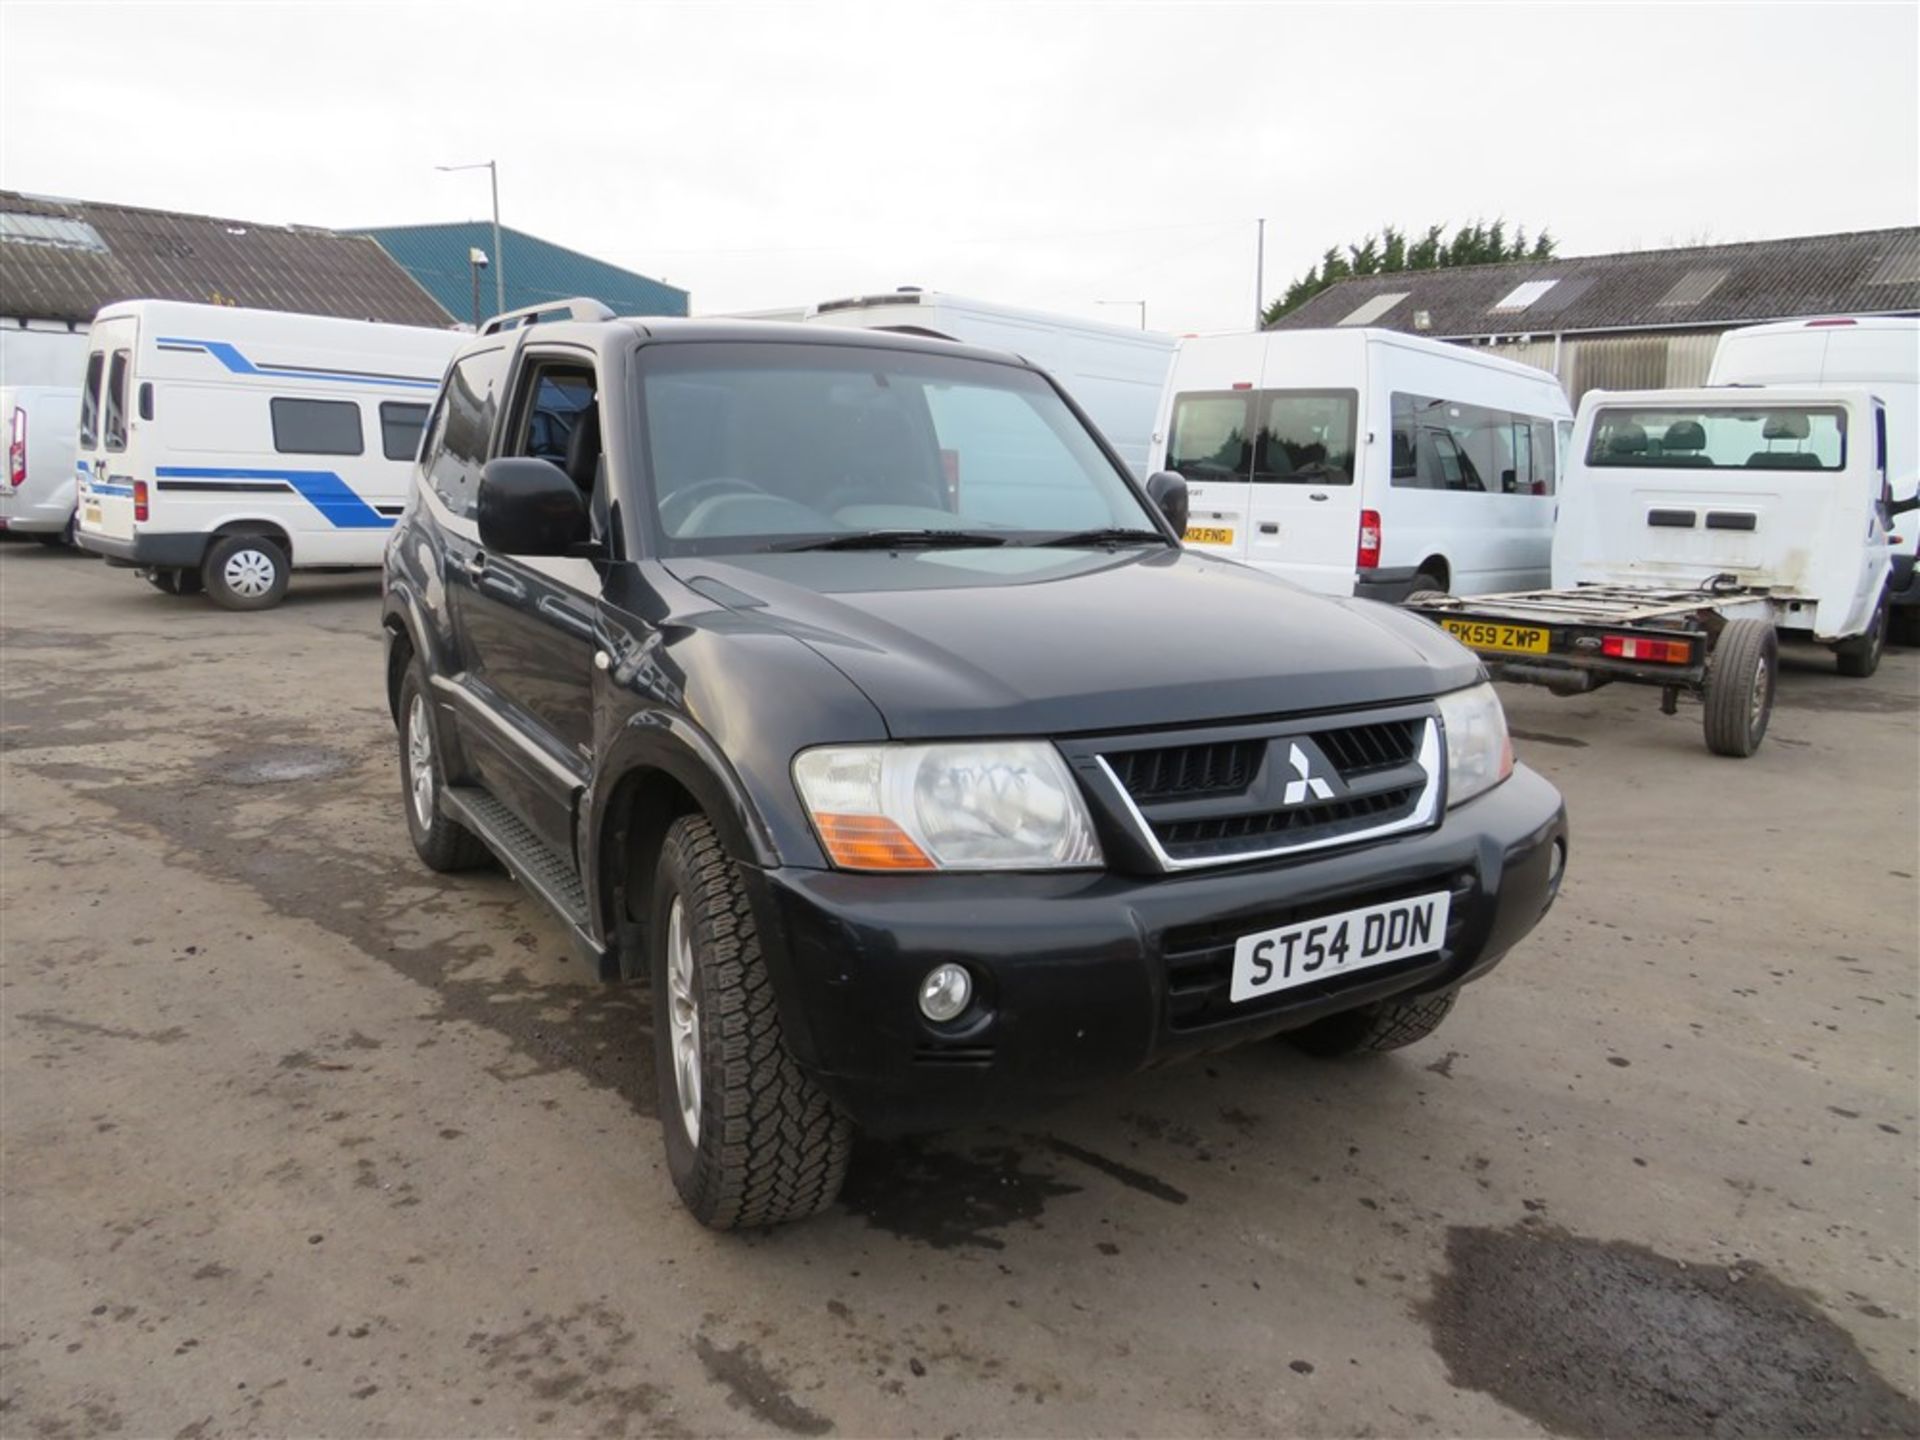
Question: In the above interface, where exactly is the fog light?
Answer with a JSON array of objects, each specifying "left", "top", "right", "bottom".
[{"left": 918, "top": 964, "right": 973, "bottom": 1023}]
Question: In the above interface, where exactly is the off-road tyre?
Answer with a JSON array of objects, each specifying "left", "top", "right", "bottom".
[
  {"left": 1291, "top": 987, "right": 1459, "bottom": 1057},
  {"left": 651, "top": 814, "right": 853, "bottom": 1229},
  {"left": 202, "top": 532, "right": 290, "bottom": 611},
  {"left": 397, "top": 667, "right": 490, "bottom": 872},
  {"left": 1834, "top": 594, "right": 1887, "bottom": 679},
  {"left": 1703, "top": 619, "right": 1777, "bottom": 757}
]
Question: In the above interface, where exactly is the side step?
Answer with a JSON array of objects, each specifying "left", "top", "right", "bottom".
[{"left": 441, "top": 785, "right": 613, "bottom": 977}]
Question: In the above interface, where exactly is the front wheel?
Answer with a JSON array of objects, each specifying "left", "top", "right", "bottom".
[
  {"left": 202, "top": 533, "right": 290, "bottom": 611},
  {"left": 1703, "top": 619, "right": 1777, "bottom": 757},
  {"left": 651, "top": 814, "right": 852, "bottom": 1229},
  {"left": 1290, "top": 988, "right": 1458, "bottom": 1057},
  {"left": 396, "top": 667, "right": 489, "bottom": 872},
  {"left": 1834, "top": 594, "right": 1887, "bottom": 679}
]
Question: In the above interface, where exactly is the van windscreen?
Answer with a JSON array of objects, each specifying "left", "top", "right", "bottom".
[{"left": 1587, "top": 406, "right": 1846, "bottom": 471}]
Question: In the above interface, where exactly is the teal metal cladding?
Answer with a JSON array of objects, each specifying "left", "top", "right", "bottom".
[{"left": 356, "top": 223, "right": 688, "bottom": 325}]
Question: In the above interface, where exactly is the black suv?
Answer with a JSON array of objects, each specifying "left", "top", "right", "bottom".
[{"left": 383, "top": 299, "right": 1568, "bottom": 1229}]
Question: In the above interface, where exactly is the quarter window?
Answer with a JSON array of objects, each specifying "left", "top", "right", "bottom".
[
  {"left": 1391, "top": 393, "right": 1559, "bottom": 495},
  {"left": 102, "top": 351, "right": 131, "bottom": 452},
  {"left": 270, "top": 397, "right": 364, "bottom": 456},
  {"left": 378, "top": 401, "right": 430, "bottom": 463},
  {"left": 78, "top": 352, "right": 104, "bottom": 449}
]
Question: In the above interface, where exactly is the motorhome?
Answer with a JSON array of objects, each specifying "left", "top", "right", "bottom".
[
  {"left": 74, "top": 300, "right": 461, "bottom": 608},
  {"left": 801, "top": 290, "right": 1176, "bottom": 477},
  {"left": 1151, "top": 329, "right": 1573, "bottom": 598},
  {"left": 1709, "top": 315, "right": 1918, "bottom": 641}
]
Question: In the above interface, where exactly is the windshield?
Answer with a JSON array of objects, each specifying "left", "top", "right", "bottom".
[
  {"left": 638, "top": 342, "right": 1155, "bottom": 554},
  {"left": 1587, "top": 405, "right": 1848, "bottom": 471}
]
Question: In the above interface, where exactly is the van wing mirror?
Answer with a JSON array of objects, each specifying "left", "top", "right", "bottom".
[
  {"left": 1145, "top": 470, "right": 1189, "bottom": 538},
  {"left": 477, "top": 457, "right": 592, "bottom": 556},
  {"left": 1888, "top": 492, "right": 1920, "bottom": 518}
]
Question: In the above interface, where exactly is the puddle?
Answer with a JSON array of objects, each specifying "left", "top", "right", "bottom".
[
  {"left": 1425, "top": 1223, "right": 1919, "bottom": 1438},
  {"left": 214, "top": 746, "right": 354, "bottom": 785},
  {"left": 839, "top": 1136, "right": 1080, "bottom": 1250}
]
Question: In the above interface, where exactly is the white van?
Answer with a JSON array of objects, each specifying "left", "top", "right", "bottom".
[
  {"left": 74, "top": 300, "right": 461, "bottom": 608},
  {"left": 1709, "top": 315, "right": 1918, "bottom": 641},
  {"left": 1150, "top": 328, "right": 1573, "bottom": 598},
  {"left": 801, "top": 290, "right": 1177, "bottom": 477},
  {"left": 1, "top": 385, "right": 83, "bottom": 544}
]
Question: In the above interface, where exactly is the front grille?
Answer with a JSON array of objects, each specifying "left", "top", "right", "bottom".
[
  {"left": 1160, "top": 872, "right": 1475, "bottom": 1032},
  {"left": 1104, "top": 739, "right": 1263, "bottom": 802},
  {"left": 1081, "top": 705, "right": 1439, "bottom": 869}
]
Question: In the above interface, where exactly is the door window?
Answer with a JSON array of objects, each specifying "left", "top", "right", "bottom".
[
  {"left": 102, "top": 351, "right": 131, "bottom": 452},
  {"left": 507, "top": 361, "right": 598, "bottom": 492},
  {"left": 1165, "top": 393, "right": 1253, "bottom": 482},
  {"left": 1253, "top": 390, "right": 1356, "bottom": 485},
  {"left": 79, "top": 352, "right": 103, "bottom": 449}
]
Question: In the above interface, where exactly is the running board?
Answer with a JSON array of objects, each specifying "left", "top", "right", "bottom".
[{"left": 440, "top": 785, "right": 612, "bottom": 977}]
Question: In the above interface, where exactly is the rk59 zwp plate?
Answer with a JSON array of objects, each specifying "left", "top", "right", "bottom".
[
  {"left": 1229, "top": 890, "right": 1451, "bottom": 1003},
  {"left": 1440, "top": 619, "right": 1549, "bottom": 656}
]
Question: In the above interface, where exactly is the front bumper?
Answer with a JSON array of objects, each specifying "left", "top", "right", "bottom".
[
  {"left": 751, "top": 764, "right": 1567, "bottom": 1134},
  {"left": 75, "top": 529, "right": 209, "bottom": 570}
]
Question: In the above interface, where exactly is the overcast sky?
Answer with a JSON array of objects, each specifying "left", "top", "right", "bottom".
[{"left": 4, "top": 2, "right": 1916, "bottom": 334}]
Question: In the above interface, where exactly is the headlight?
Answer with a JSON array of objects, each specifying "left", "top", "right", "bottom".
[
  {"left": 793, "top": 741, "right": 1103, "bottom": 871},
  {"left": 1435, "top": 682, "right": 1513, "bottom": 807}
]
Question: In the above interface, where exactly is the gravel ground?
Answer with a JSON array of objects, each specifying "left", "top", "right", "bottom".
[{"left": 3, "top": 541, "right": 1915, "bottom": 1438}]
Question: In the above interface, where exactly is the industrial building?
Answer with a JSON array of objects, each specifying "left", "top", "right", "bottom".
[{"left": 1267, "top": 227, "right": 1920, "bottom": 401}]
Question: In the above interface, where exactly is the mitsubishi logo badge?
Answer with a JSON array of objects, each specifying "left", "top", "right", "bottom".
[{"left": 1283, "top": 742, "right": 1336, "bottom": 806}]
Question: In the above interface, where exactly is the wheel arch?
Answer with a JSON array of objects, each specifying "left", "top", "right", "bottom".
[
  {"left": 209, "top": 516, "right": 294, "bottom": 563},
  {"left": 1416, "top": 555, "right": 1451, "bottom": 591}
]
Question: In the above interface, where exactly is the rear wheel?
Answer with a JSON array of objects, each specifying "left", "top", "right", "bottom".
[
  {"left": 203, "top": 533, "right": 289, "bottom": 611},
  {"left": 397, "top": 668, "right": 490, "bottom": 872},
  {"left": 651, "top": 814, "right": 852, "bottom": 1229},
  {"left": 1291, "top": 988, "right": 1458, "bottom": 1057},
  {"left": 1703, "top": 619, "right": 1777, "bottom": 757},
  {"left": 1406, "top": 572, "right": 1448, "bottom": 602},
  {"left": 1834, "top": 594, "right": 1887, "bottom": 678}
]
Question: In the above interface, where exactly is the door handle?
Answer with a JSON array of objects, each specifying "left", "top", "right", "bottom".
[
  {"left": 464, "top": 553, "right": 488, "bottom": 580},
  {"left": 1308, "top": 492, "right": 1329, "bottom": 502},
  {"left": 1259, "top": 522, "right": 1279, "bottom": 535}
]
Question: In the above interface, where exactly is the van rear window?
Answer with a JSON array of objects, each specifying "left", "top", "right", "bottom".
[
  {"left": 103, "top": 351, "right": 131, "bottom": 452},
  {"left": 1587, "top": 406, "right": 1846, "bottom": 471},
  {"left": 271, "top": 398, "right": 364, "bottom": 456},
  {"left": 78, "top": 352, "right": 104, "bottom": 449}
]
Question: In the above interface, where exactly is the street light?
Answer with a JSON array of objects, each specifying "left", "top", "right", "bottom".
[
  {"left": 436, "top": 160, "right": 504, "bottom": 319},
  {"left": 1096, "top": 299, "right": 1147, "bottom": 330},
  {"left": 466, "top": 247, "right": 490, "bottom": 330}
]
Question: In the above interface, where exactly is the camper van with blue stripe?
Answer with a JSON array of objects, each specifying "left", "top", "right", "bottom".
[{"left": 74, "top": 299, "right": 461, "bottom": 608}]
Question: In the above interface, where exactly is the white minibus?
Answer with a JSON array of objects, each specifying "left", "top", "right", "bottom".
[
  {"left": 74, "top": 300, "right": 461, "bottom": 608},
  {"left": 1150, "top": 328, "right": 1573, "bottom": 598}
]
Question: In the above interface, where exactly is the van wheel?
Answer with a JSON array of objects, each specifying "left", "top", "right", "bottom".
[
  {"left": 397, "top": 668, "right": 489, "bottom": 872},
  {"left": 1703, "top": 619, "right": 1777, "bottom": 757},
  {"left": 651, "top": 814, "right": 852, "bottom": 1229},
  {"left": 1290, "top": 988, "right": 1458, "bottom": 1057},
  {"left": 1407, "top": 572, "right": 1447, "bottom": 601},
  {"left": 1834, "top": 594, "right": 1887, "bottom": 678},
  {"left": 203, "top": 533, "right": 289, "bottom": 610}
]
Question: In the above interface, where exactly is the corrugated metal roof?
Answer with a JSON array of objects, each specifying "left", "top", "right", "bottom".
[
  {"left": 1269, "top": 228, "right": 1920, "bottom": 337},
  {"left": 354, "top": 222, "right": 688, "bottom": 325},
  {"left": 0, "top": 190, "right": 452, "bottom": 326}
]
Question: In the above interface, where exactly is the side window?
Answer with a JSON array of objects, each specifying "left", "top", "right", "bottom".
[
  {"left": 1530, "top": 419, "right": 1558, "bottom": 495},
  {"left": 79, "top": 352, "right": 104, "bottom": 449},
  {"left": 1254, "top": 390, "right": 1356, "bottom": 485},
  {"left": 271, "top": 397, "right": 363, "bottom": 455},
  {"left": 1165, "top": 393, "right": 1253, "bottom": 482},
  {"left": 379, "top": 401, "right": 430, "bottom": 463},
  {"left": 1392, "top": 392, "right": 1556, "bottom": 494},
  {"left": 1876, "top": 406, "right": 1888, "bottom": 476},
  {"left": 427, "top": 349, "right": 505, "bottom": 519},
  {"left": 506, "top": 359, "right": 599, "bottom": 491},
  {"left": 102, "top": 351, "right": 131, "bottom": 452}
]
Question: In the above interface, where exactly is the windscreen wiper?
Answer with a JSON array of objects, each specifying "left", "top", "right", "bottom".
[
  {"left": 1032, "top": 527, "right": 1172, "bottom": 548},
  {"left": 774, "top": 529, "right": 1011, "bottom": 552}
]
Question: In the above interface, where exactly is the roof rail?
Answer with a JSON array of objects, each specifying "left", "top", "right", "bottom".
[{"left": 480, "top": 297, "right": 616, "bottom": 335}]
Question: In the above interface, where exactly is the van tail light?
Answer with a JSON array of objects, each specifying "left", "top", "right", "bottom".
[
  {"left": 1357, "top": 509, "right": 1382, "bottom": 570},
  {"left": 133, "top": 479, "right": 150, "bottom": 523},
  {"left": 1600, "top": 634, "right": 1692, "bottom": 664},
  {"left": 7, "top": 406, "right": 24, "bottom": 489}
]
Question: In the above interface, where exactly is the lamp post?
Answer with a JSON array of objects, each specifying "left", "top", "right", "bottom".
[
  {"left": 436, "top": 160, "right": 504, "bottom": 319},
  {"left": 1096, "top": 299, "right": 1147, "bottom": 330},
  {"left": 466, "top": 247, "right": 490, "bottom": 329}
]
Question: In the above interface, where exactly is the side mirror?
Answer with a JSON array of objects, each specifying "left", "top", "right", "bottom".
[
  {"left": 477, "top": 457, "right": 591, "bottom": 556},
  {"left": 1888, "top": 493, "right": 1920, "bottom": 518},
  {"left": 1145, "top": 470, "right": 1189, "bottom": 539}
]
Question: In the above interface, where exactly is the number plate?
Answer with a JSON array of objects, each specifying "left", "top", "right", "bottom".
[
  {"left": 83, "top": 504, "right": 102, "bottom": 527},
  {"left": 1230, "top": 891, "right": 1451, "bottom": 1003},
  {"left": 1440, "top": 619, "right": 1549, "bottom": 656},
  {"left": 1186, "top": 526, "right": 1234, "bottom": 546}
]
